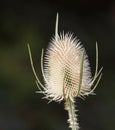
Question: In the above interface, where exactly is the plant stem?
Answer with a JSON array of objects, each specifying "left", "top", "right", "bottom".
[{"left": 65, "top": 98, "right": 79, "bottom": 130}]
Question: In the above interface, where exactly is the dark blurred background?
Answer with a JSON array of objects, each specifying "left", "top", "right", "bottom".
[{"left": 0, "top": 0, "right": 115, "bottom": 130}]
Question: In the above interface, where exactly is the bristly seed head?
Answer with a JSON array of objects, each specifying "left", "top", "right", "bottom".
[
  {"left": 43, "top": 33, "right": 92, "bottom": 102},
  {"left": 27, "top": 13, "right": 102, "bottom": 103},
  {"left": 27, "top": 13, "right": 102, "bottom": 130}
]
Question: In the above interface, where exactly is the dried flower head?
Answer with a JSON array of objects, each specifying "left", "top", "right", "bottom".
[
  {"left": 28, "top": 13, "right": 102, "bottom": 130},
  {"left": 43, "top": 33, "right": 92, "bottom": 101}
]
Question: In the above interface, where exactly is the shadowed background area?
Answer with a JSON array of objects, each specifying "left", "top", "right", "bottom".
[{"left": 0, "top": 0, "right": 115, "bottom": 130}]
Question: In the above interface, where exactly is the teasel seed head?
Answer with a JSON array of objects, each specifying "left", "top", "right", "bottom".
[
  {"left": 43, "top": 33, "right": 92, "bottom": 101},
  {"left": 27, "top": 13, "right": 102, "bottom": 130},
  {"left": 27, "top": 13, "right": 102, "bottom": 103}
]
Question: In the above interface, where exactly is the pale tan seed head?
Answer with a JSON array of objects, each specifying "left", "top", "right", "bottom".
[
  {"left": 27, "top": 13, "right": 102, "bottom": 103},
  {"left": 43, "top": 33, "right": 92, "bottom": 101},
  {"left": 27, "top": 13, "right": 102, "bottom": 130}
]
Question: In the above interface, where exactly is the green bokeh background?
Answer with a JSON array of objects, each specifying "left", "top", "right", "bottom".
[{"left": 0, "top": 0, "right": 115, "bottom": 130}]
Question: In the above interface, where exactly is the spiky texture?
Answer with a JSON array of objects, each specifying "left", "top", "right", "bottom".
[
  {"left": 27, "top": 13, "right": 102, "bottom": 130},
  {"left": 65, "top": 99, "right": 79, "bottom": 130},
  {"left": 43, "top": 33, "right": 92, "bottom": 102}
]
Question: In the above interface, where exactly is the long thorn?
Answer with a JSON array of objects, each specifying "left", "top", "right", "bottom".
[
  {"left": 55, "top": 13, "right": 59, "bottom": 40},
  {"left": 95, "top": 42, "right": 98, "bottom": 78},
  {"left": 27, "top": 44, "right": 45, "bottom": 90},
  {"left": 83, "top": 73, "right": 102, "bottom": 96},
  {"left": 91, "top": 42, "right": 99, "bottom": 84},
  {"left": 41, "top": 48, "right": 49, "bottom": 86},
  {"left": 35, "top": 80, "right": 42, "bottom": 91},
  {"left": 77, "top": 51, "right": 84, "bottom": 96}
]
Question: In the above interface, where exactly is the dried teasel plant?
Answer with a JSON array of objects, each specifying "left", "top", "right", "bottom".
[{"left": 27, "top": 13, "right": 103, "bottom": 130}]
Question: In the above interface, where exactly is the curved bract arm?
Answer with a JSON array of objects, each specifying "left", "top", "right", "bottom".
[
  {"left": 27, "top": 44, "right": 45, "bottom": 91},
  {"left": 77, "top": 51, "right": 85, "bottom": 97},
  {"left": 55, "top": 13, "right": 59, "bottom": 40},
  {"left": 82, "top": 42, "right": 103, "bottom": 96}
]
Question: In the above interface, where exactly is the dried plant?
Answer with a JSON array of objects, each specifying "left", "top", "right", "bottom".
[{"left": 27, "top": 13, "right": 102, "bottom": 130}]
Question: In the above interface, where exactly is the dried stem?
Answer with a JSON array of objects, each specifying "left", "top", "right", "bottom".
[{"left": 65, "top": 98, "right": 79, "bottom": 130}]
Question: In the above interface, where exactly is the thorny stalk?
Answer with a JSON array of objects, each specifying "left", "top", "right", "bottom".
[{"left": 27, "top": 13, "right": 102, "bottom": 130}]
